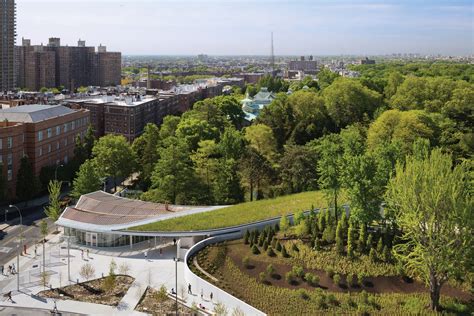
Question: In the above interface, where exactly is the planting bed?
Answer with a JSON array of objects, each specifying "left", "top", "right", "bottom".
[{"left": 38, "top": 275, "right": 134, "bottom": 306}]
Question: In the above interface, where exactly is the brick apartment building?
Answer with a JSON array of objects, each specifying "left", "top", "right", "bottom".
[
  {"left": 16, "top": 38, "right": 121, "bottom": 91},
  {"left": 0, "top": 104, "right": 89, "bottom": 199},
  {"left": 0, "top": 0, "right": 16, "bottom": 92},
  {"left": 63, "top": 78, "right": 244, "bottom": 142}
]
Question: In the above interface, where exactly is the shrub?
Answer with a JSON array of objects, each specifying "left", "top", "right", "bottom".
[
  {"left": 376, "top": 237, "right": 384, "bottom": 254},
  {"left": 262, "top": 240, "right": 269, "bottom": 251},
  {"left": 327, "top": 293, "right": 338, "bottom": 305},
  {"left": 322, "top": 226, "right": 335, "bottom": 243},
  {"left": 276, "top": 241, "right": 282, "bottom": 252},
  {"left": 80, "top": 263, "right": 95, "bottom": 281},
  {"left": 280, "top": 215, "right": 290, "bottom": 231},
  {"left": 118, "top": 262, "right": 130, "bottom": 276},
  {"left": 315, "top": 295, "right": 328, "bottom": 309},
  {"left": 347, "top": 273, "right": 355, "bottom": 287},
  {"left": 366, "top": 233, "right": 373, "bottom": 250},
  {"left": 297, "top": 289, "right": 309, "bottom": 300},
  {"left": 281, "top": 245, "right": 289, "bottom": 258},
  {"left": 155, "top": 284, "right": 168, "bottom": 302},
  {"left": 326, "top": 268, "right": 335, "bottom": 278},
  {"left": 251, "top": 245, "right": 260, "bottom": 255},
  {"left": 242, "top": 256, "right": 250, "bottom": 268},
  {"left": 258, "top": 234, "right": 265, "bottom": 247},
  {"left": 292, "top": 265, "right": 304, "bottom": 279},
  {"left": 358, "top": 224, "right": 367, "bottom": 253},
  {"left": 369, "top": 247, "right": 377, "bottom": 262},
  {"left": 266, "top": 246, "right": 276, "bottom": 257},
  {"left": 335, "top": 221, "right": 344, "bottom": 254},
  {"left": 358, "top": 273, "right": 364, "bottom": 286},
  {"left": 270, "top": 236, "right": 277, "bottom": 248},
  {"left": 244, "top": 230, "right": 250, "bottom": 244},
  {"left": 305, "top": 272, "right": 319, "bottom": 286},
  {"left": 313, "top": 237, "right": 322, "bottom": 250},
  {"left": 318, "top": 210, "right": 326, "bottom": 232},
  {"left": 258, "top": 272, "right": 266, "bottom": 283},
  {"left": 291, "top": 243, "right": 299, "bottom": 252},
  {"left": 274, "top": 223, "right": 279, "bottom": 232},
  {"left": 285, "top": 271, "right": 294, "bottom": 284},
  {"left": 266, "top": 264, "right": 275, "bottom": 277},
  {"left": 333, "top": 273, "right": 341, "bottom": 286}
]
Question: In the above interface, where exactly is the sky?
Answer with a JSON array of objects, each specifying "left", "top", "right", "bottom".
[{"left": 16, "top": 0, "right": 474, "bottom": 56}]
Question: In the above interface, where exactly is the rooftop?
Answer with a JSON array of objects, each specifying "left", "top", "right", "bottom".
[
  {"left": 0, "top": 104, "right": 76, "bottom": 123},
  {"left": 56, "top": 191, "right": 226, "bottom": 233}
]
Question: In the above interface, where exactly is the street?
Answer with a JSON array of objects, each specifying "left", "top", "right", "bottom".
[{"left": 0, "top": 206, "right": 55, "bottom": 270}]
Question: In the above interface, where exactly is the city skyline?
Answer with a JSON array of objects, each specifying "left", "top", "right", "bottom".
[{"left": 17, "top": 0, "right": 474, "bottom": 56}]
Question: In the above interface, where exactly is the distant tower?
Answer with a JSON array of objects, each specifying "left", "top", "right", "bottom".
[{"left": 270, "top": 32, "right": 275, "bottom": 75}]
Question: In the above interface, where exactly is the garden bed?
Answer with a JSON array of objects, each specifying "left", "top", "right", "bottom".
[
  {"left": 189, "top": 240, "right": 473, "bottom": 315},
  {"left": 38, "top": 275, "right": 134, "bottom": 306},
  {"left": 135, "top": 286, "right": 196, "bottom": 315}
]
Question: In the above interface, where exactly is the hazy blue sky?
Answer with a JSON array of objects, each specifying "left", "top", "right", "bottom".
[{"left": 17, "top": 0, "right": 474, "bottom": 55}]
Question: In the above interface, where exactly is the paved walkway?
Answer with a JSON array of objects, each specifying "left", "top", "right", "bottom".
[{"left": 0, "top": 231, "right": 213, "bottom": 315}]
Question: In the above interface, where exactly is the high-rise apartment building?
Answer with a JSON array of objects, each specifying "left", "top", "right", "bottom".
[
  {"left": 0, "top": 0, "right": 16, "bottom": 92},
  {"left": 16, "top": 38, "right": 121, "bottom": 91}
]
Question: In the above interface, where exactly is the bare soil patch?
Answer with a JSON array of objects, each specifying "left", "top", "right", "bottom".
[{"left": 38, "top": 275, "right": 134, "bottom": 306}]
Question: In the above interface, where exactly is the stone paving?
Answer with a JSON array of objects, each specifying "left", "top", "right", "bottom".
[{"left": 0, "top": 231, "right": 216, "bottom": 315}]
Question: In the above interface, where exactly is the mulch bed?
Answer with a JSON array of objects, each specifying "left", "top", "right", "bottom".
[
  {"left": 135, "top": 287, "right": 195, "bottom": 316},
  {"left": 224, "top": 241, "right": 472, "bottom": 301},
  {"left": 38, "top": 275, "right": 134, "bottom": 306}
]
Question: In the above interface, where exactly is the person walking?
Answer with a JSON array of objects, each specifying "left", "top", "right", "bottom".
[
  {"left": 173, "top": 238, "right": 177, "bottom": 245},
  {"left": 11, "top": 263, "right": 15, "bottom": 274},
  {"left": 144, "top": 251, "right": 148, "bottom": 260},
  {"left": 23, "top": 244, "right": 27, "bottom": 255},
  {"left": 0, "top": 265, "right": 4, "bottom": 276},
  {"left": 8, "top": 265, "right": 12, "bottom": 275},
  {"left": 188, "top": 283, "right": 192, "bottom": 294},
  {"left": 6, "top": 291, "right": 13, "bottom": 302},
  {"left": 87, "top": 249, "right": 90, "bottom": 259},
  {"left": 200, "top": 289, "right": 203, "bottom": 299},
  {"left": 210, "top": 292, "right": 213, "bottom": 301},
  {"left": 159, "top": 248, "right": 163, "bottom": 257},
  {"left": 81, "top": 249, "right": 84, "bottom": 260},
  {"left": 34, "top": 244, "right": 38, "bottom": 258}
]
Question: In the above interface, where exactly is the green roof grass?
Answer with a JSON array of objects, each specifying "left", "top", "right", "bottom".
[{"left": 130, "top": 191, "right": 327, "bottom": 232}]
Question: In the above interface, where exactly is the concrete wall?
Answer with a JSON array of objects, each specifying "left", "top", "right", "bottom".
[{"left": 184, "top": 233, "right": 266, "bottom": 316}]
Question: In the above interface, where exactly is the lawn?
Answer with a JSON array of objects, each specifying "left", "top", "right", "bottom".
[{"left": 131, "top": 191, "right": 328, "bottom": 232}]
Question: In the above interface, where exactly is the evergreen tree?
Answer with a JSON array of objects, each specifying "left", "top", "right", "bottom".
[
  {"left": 44, "top": 180, "right": 62, "bottom": 230},
  {"left": 358, "top": 224, "right": 367, "bottom": 253},
  {"left": 376, "top": 237, "right": 384, "bottom": 254},
  {"left": 347, "top": 222, "right": 356, "bottom": 258},
  {"left": 335, "top": 220, "right": 344, "bottom": 254}
]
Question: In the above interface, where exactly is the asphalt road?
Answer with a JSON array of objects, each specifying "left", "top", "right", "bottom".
[{"left": 0, "top": 207, "right": 55, "bottom": 268}]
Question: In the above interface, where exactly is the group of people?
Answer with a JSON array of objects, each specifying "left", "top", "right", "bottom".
[
  {"left": 186, "top": 283, "right": 214, "bottom": 310},
  {"left": 0, "top": 263, "right": 16, "bottom": 276}
]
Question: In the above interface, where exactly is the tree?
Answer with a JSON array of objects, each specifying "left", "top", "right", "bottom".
[
  {"left": 16, "top": 156, "right": 39, "bottom": 203},
  {"left": 279, "top": 145, "right": 318, "bottom": 194},
  {"left": 316, "top": 134, "right": 343, "bottom": 221},
  {"left": 317, "top": 67, "right": 340, "bottom": 89},
  {"left": 72, "top": 159, "right": 102, "bottom": 199},
  {"left": 347, "top": 221, "right": 356, "bottom": 258},
  {"left": 239, "top": 146, "right": 273, "bottom": 201},
  {"left": 335, "top": 220, "right": 344, "bottom": 254},
  {"left": 385, "top": 148, "right": 473, "bottom": 311},
  {"left": 384, "top": 72, "right": 404, "bottom": 99},
  {"left": 244, "top": 124, "right": 278, "bottom": 163},
  {"left": 80, "top": 263, "right": 95, "bottom": 281},
  {"left": 358, "top": 224, "right": 367, "bottom": 253},
  {"left": 145, "top": 138, "right": 203, "bottom": 204},
  {"left": 92, "top": 135, "right": 136, "bottom": 192},
  {"left": 322, "top": 78, "right": 381, "bottom": 128},
  {"left": 44, "top": 180, "right": 62, "bottom": 231}
]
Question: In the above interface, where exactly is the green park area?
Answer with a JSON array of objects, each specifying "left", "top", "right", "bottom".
[{"left": 130, "top": 191, "right": 328, "bottom": 232}]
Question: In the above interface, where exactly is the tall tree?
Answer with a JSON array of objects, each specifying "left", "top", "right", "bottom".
[
  {"left": 280, "top": 144, "right": 318, "bottom": 194},
  {"left": 132, "top": 123, "right": 160, "bottom": 189},
  {"left": 239, "top": 146, "right": 273, "bottom": 201},
  {"left": 316, "top": 134, "right": 344, "bottom": 220},
  {"left": 386, "top": 149, "right": 473, "bottom": 311},
  {"left": 72, "top": 159, "right": 102, "bottom": 199},
  {"left": 244, "top": 124, "right": 278, "bottom": 163},
  {"left": 92, "top": 135, "right": 136, "bottom": 192},
  {"left": 16, "top": 156, "right": 38, "bottom": 203},
  {"left": 44, "top": 180, "right": 62, "bottom": 230}
]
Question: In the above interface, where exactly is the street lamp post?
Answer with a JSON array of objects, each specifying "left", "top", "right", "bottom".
[
  {"left": 174, "top": 257, "right": 178, "bottom": 316},
  {"left": 55, "top": 164, "right": 64, "bottom": 181},
  {"left": 8, "top": 205, "right": 23, "bottom": 292}
]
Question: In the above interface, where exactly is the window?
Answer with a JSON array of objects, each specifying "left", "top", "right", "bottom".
[
  {"left": 39, "top": 147, "right": 43, "bottom": 156},
  {"left": 56, "top": 141, "right": 60, "bottom": 150},
  {"left": 64, "top": 138, "right": 68, "bottom": 146},
  {"left": 71, "top": 121, "right": 75, "bottom": 130},
  {"left": 64, "top": 123, "right": 68, "bottom": 133},
  {"left": 7, "top": 137, "right": 12, "bottom": 148},
  {"left": 56, "top": 126, "right": 61, "bottom": 136},
  {"left": 48, "top": 144, "right": 51, "bottom": 153},
  {"left": 38, "top": 131, "right": 43, "bottom": 141},
  {"left": 47, "top": 128, "right": 52, "bottom": 138},
  {"left": 7, "top": 153, "right": 12, "bottom": 181},
  {"left": 64, "top": 155, "right": 68, "bottom": 164}
]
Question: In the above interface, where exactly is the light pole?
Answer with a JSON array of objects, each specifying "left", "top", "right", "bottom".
[
  {"left": 173, "top": 257, "right": 178, "bottom": 316},
  {"left": 55, "top": 164, "right": 64, "bottom": 181},
  {"left": 8, "top": 205, "right": 23, "bottom": 292}
]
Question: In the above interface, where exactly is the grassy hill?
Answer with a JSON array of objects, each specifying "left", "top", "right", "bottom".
[{"left": 130, "top": 191, "right": 328, "bottom": 232}]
